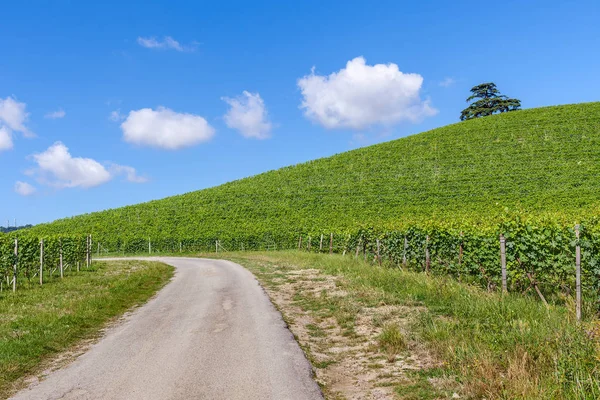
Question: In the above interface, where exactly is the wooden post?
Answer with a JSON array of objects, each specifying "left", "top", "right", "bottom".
[
  {"left": 89, "top": 235, "right": 92, "bottom": 267},
  {"left": 402, "top": 236, "right": 408, "bottom": 268},
  {"left": 86, "top": 235, "right": 90, "bottom": 268},
  {"left": 40, "top": 239, "right": 44, "bottom": 285},
  {"left": 308, "top": 236, "right": 311, "bottom": 251},
  {"left": 425, "top": 236, "right": 430, "bottom": 273},
  {"left": 60, "top": 239, "right": 64, "bottom": 279},
  {"left": 500, "top": 234, "right": 507, "bottom": 294},
  {"left": 77, "top": 261, "right": 80, "bottom": 272},
  {"left": 458, "top": 232, "right": 464, "bottom": 266},
  {"left": 329, "top": 233, "right": 333, "bottom": 255},
  {"left": 148, "top": 238, "right": 151, "bottom": 254},
  {"left": 575, "top": 225, "right": 581, "bottom": 321},
  {"left": 298, "top": 235, "right": 302, "bottom": 251},
  {"left": 376, "top": 239, "right": 382, "bottom": 266},
  {"left": 216, "top": 240, "right": 218, "bottom": 253},
  {"left": 97, "top": 242, "right": 100, "bottom": 257},
  {"left": 180, "top": 242, "right": 182, "bottom": 253},
  {"left": 355, "top": 238, "right": 360, "bottom": 258},
  {"left": 13, "top": 238, "right": 17, "bottom": 292},
  {"left": 320, "top": 234, "right": 324, "bottom": 251}
]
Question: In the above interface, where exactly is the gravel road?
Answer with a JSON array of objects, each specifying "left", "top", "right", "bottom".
[{"left": 10, "top": 257, "right": 323, "bottom": 400}]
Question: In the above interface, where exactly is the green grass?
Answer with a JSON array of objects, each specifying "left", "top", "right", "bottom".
[
  {"left": 223, "top": 251, "right": 600, "bottom": 399},
  {"left": 25, "top": 102, "right": 600, "bottom": 246},
  {"left": 0, "top": 260, "right": 173, "bottom": 398}
]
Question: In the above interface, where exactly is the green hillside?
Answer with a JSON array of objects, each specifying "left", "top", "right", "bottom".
[{"left": 29, "top": 102, "right": 600, "bottom": 244}]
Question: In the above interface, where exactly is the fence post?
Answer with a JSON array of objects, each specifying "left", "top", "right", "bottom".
[
  {"left": 329, "top": 233, "right": 333, "bottom": 255},
  {"left": 575, "top": 224, "right": 581, "bottom": 321},
  {"left": 60, "top": 239, "right": 64, "bottom": 279},
  {"left": 402, "top": 236, "right": 408, "bottom": 268},
  {"left": 40, "top": 239, "right": 44, "bottom": 285},
  {"left": 425, "top": 236, "right": 430, "bottom": 273},
  {"left": 500, "top": 234, "right": 507, "bottom": 294},
  {"left": 13, "top": 238, "right": 18, "bottom": 292},
  {"left": 320, "top": 234, "right": 324, "bottom": 251}
]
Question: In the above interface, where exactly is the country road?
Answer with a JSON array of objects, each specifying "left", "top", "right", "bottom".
[{"left": 10, "top": 257, "right": 323, "bottom": 400}]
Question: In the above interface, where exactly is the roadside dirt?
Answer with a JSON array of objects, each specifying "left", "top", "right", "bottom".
[{"left": 252, "top": 264, "right": 451, "bottom": 400}]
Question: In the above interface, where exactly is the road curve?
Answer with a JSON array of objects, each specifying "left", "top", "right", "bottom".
[{"left": 10, "top": 257, "right": 323, "bottom": 400}]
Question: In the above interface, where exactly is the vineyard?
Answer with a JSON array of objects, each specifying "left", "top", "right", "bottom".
[
  {"left": 0, "top": 233, "right": 88, "bottom": 292},
  {"left": 10, "top": 101, "right": 600, "bottom": 308}
]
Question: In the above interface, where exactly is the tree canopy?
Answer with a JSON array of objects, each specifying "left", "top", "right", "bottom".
[{"left": 460, "top": 82, "right": 521, "bottom": 121}]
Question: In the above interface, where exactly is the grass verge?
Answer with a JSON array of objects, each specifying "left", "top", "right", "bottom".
[
  {"left": 0, "top": 260, "right": 173, "bottom": 398},
  {"left": 217, "top": 251, "right": 600, "bottom": 400}
]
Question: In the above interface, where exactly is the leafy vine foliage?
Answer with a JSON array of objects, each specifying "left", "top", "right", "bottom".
[{"left": 0, "top": 234, "right": 87, "bottom": 289}]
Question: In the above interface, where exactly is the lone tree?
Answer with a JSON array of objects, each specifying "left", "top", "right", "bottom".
[{"left": 460, "top": 82, "right": 521, "bottom": 121}]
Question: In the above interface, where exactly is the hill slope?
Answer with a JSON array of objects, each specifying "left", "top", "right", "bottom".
[{"left": 30, "top": 102, "right": 600, "bottom": 244}]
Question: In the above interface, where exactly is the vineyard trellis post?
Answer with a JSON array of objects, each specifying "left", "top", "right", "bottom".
[
  {"left": 425, "top": 236, "right": 430, "bottom": 273},
  {"left": 320, "top": 234, "right": 324, "bottom": 251},
  {"left": 307, "top": 236, "right": 311, "bottom": 251},
  {"left": 500, "top": 234, "right": 507, "bottom": 294},
  {"left": 402, "top": 236, "right": 408, "bottom": 268},
  {"left": 60, "top": 239, "right": 64, "bottom": 279},
  {"left": 298, "top": 235, "right": 302, "bottom": 251},
  {"left": 329, "top": 233, "right": 333, "bottom": 255},
  {"left": 575, "top": 224, "right": 581, "bottom": 321},
  {"left": 40, "top": 239, "right": 44, "bottom": 286},
  {"left": 13, "top": 238, "right": 17, "bottom": 292},
  {"left": 355, "top": 237, "right": 360, "bottom": 259},
  {"left": 148, "top": 238, "right": 151, "bottom": 254},
  {"left": 376, "top": 239, "right": 382, "bottom": 266}
]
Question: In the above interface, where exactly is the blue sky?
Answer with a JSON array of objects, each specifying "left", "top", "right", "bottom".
[{"left": 1, "top": 0, "right": 599, "bottom": 226}]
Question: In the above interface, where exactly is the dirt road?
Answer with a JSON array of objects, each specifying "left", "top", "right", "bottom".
[{"left": 10, "top": 257, "right": 322, "bottom": 400}]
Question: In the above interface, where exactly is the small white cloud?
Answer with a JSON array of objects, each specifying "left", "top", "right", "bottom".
[
  {"left": 297, "top": 56, "right": 437, "bottom": 130},
  {"left": 0, "top": 126, "right": 13, "bottom": 151},
  {"left": 109, "top": 164, "right": 148, "bottom": 183},
  {"left": 439, "top": 77, "right": 455, "bottom": 87},
  {"left": 44, "top": 109, "right": 66, "bottom": 119},
  {"left": 109, "top": 110, "right": 125, "bottom": 122},
  {"left": 137, "top": 36, "right": 196, "bottom": 52},
  {"left": 0, "top": 96, "right": 33, "bottom": 138},
  {"left": 29, "top": 142, "right": 146, "bottom": 190},
  {"left": 121, "top": 107, "right": 215, "bottom": 150},
  {"left": 222, "top": 91, "right": 272, "bottom": 139},
  {"left": 33, "top": 142, "right": 112, "bottom": 188},
  {"left": 14, "top": 181, "right": 36, "bottom": 196}
]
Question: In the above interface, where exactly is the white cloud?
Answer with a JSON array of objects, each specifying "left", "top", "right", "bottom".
[
  {"left": 0, "top": 126, "right": 13, "bottom": 151},
  {"left": 222, "top": 91, "right": 272, "bottom": 139},
  {"left": 45, "top": 109, "right": 66, "bottom": 119},
  {"left": 0, "top": 96, "right": 33, "bottom": 138},
  {"left": 439, "top": 77, "right": 455, "bottom": 87},
  {"left": 109, "top": 164, "right": 148, "bottom": 183},
  {"left": 137, "top": 36, "right": 197, "bottom": 52},
  {"left": 297, "top": 56, "right": 437, "bottom": 130},
  {"left": 109, "top": 110, "right": 125, "bottom": 122},
  {"left": 14, "top": 181, "right": 36, "bottom": 196},
  {"left": 30, "top": 142, "right": 146, "bottom": 189},
  {"left": 121, "top": 107, "right": 215, "bottom": 150}
]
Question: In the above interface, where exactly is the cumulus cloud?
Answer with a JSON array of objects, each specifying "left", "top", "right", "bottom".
[
  {"left": 0, "top": 96, "right": 33, "bottom": 138},
  {"left": 0, "top": 126, "right": 13, "bottom": 151},
  {"left": 14, "top": 181, "right": 36, "bottom": 196},
  {"left": 30, "top": 142, "right": 145, "bottom": 189},
  {"left": 137, "top": 36, "right": 197, "bottom": 52},
  {"left": 439, "top": 77, "right": 455, "bottom": 87},
  {"left": 45, "top": 109, "right": 66, "bottom": 119},
  {"left": 121, "top": 107, "right": 215, "bottom": 150},
  {"left": 222, "top": 91, "right": 272, "bottom": 139},
  {"left": 297, "top": 57, "right": 437, "bottom": 130}
]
